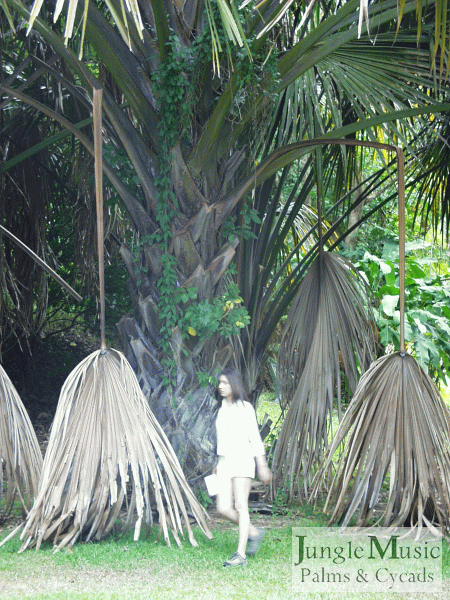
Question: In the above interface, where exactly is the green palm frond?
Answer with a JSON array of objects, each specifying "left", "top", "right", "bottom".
[
  {"left": 0, "top": 365, "right": 42, "bottom": 519},
  {"left": 272, "top": 251, "right": 377, "bottom": 500},
  {"left": 0, "top": 225, "right": 82, "bottom": 302},
  {"left": 313, "top": 352, "right": 450, "bottom": 532},
  {"left": 246, "top": 0, "right": 306, "bottom": 39},
  {"left": 273, "top": 204, "right": 324, "bottom": 266},
  {"left": 24, "top": 0, "right": 255, "bottom": 68},
  {"left": 27, "top": 0, "right": 144, "bottom": 57},
  {"left": 13, "top": 349, "right": 212, "bottom": 552},
  {"left": 0, "top": 0, "right": 15, "bottom": 31},
  {"left": 407, "top": 113, "right": 450, "bottom": 239}
]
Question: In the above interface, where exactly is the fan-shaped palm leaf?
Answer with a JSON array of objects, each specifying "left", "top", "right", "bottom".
[
  {"left": 0, "top": 364, "right": 42, "bottom": 520},
  {"left": 272, "top": 250, "right": 376, "bottom": 500},
  {"left": 9, "top": 348, "right": 212, "bottom": 551},
  {"left": 314, "top": 352, "right": 450, "bottom": 532},
  {"left": 312, "top": 147, "right": 450, "bottom": 533},
  {"left": 407, "top": 111, "right": 450, "bottom": 238}
]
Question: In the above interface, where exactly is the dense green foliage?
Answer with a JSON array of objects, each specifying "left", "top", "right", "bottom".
[{"left": 354, "top": 239, "right": 450, "bottom": 386}]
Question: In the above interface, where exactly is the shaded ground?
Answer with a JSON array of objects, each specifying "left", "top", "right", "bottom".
[{"left": 4, "top": 329, "right": 101, "bottom": 422}]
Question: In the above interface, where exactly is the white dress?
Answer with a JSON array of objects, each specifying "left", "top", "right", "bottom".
[{"left": 215, "top": 399, "right": 265, "bottom": 479}]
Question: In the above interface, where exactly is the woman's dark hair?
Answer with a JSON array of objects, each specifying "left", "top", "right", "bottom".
[{"left": 217, "top": 366, "right": 248, "bottom": 403}]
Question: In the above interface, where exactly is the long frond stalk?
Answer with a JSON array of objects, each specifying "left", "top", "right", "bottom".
[{"left": 0, "top": 225, "right": 82, "bottom": 302}]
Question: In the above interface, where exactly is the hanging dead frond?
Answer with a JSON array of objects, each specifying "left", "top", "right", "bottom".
[
  {"left": 0, "top": 86, "right": 212, "bottom": 553},
  {"left": 0, "top": 364, "right": 42, "bottom": 520},
  {"left": 5, "top": 348, "right": 212, "bottom": 552},
  {"left": 312, "top": 147, "right": 450, "bottom": 535},
  {"left": 277, "top": 250, "right": 376, "bottom": 409},
  {"left": 312, "top": 352, "right": 450, "bottom": 534},
  {"left": 272, "top": 250, "right": 376, "bottom": 500}
]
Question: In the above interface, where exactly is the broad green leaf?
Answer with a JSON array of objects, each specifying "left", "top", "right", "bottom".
[
  {"left": 382, "top": 240, "right": 399, "bottom": 261},
  {"left": 363, "top": 252, "right": 393, "bottom": 275},
  {"left": 413, "top": 316, "right": 428, "bottom": 334},
  {"left": 405, "top": 239, "right": 432, "bottom": 252},
  {"left": 379, "top": 285, "right": 399, "bottom": 297},
  {"left": 407, "top": 263, "right": 427, "bottom": 279},
  {"left": 393, "top": 309, "right": 402, "bottom": 327}
]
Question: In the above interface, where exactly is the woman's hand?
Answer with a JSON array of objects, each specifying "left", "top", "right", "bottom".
[
  {"left": 255, "top": 456, "right": 273, "bottom": 484},
  {"left": 257, "top": 464, "right": 272, "bottom": 484}
]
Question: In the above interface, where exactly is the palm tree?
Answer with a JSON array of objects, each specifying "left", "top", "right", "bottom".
[{"left": 1, "top": 0, "right": 450, "bottom": 483}]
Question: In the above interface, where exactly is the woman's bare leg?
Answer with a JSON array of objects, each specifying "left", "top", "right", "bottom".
[
  {"left": 233, "top": 477, "right": 259, "bottom": 557},
  {"left": 216, "top": 475, "right": 239, "bottom": 523}
]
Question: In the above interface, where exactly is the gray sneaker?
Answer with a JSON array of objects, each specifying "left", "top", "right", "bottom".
[
  {"left": 223, "top": 551, "right": 248, "bottom": 567},
  {"left": 247, "top": 527, "right": 265, "bottom": 555}
]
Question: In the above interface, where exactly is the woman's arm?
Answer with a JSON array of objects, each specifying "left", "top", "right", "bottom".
[
  {"left": 244, "top": 402, "right": 266, "bottom": 457},
  {"left": 244, "top": 403, "right": 272, "bottom": 483}
]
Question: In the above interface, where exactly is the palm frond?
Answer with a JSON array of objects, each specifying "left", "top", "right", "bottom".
[
  {"left": 407, "top": 112, "right": 450, "bottom": 239},
  {"left": 0, "top": 364, "right": 42, "bottom": 519},
  {"left": 311, "top": 146, "right": 450, "bottom": 534},
  {"left": 27, "top": 0, "right": 144, "bottom": 56},
  {"left": 11, "top": 349, "right": 212, "bottom": 552},
  {"left": 0, "top": 225, "right": 82, "bottom": 302},
  {"left": 313, "top": 352, "right": 450, "bottom": 533},
  {"left": 272, "top": 251, "right": 376, "bottom": 500}
]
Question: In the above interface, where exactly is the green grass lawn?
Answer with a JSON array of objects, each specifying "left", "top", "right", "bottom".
[
  {"left": 1, "top": 505, "right": 450, "bottom": 600},
  {"left": 0, "top": 511, "right": 293, "bottom": 600},
  {"left": 1, "top": 395, "right": 450, "bottom": 599}
]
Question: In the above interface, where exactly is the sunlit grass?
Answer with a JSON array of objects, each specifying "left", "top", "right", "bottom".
[
  {"left": 1, "top": 509, "right": 450, "bottom": 599},
  {"left": 0, "top": 516, "right": 295, "bottom": 599}
]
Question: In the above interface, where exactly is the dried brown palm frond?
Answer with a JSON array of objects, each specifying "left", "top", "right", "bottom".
[
  {"left": 312, "top": 147, "right": 450, "bottom": 534},
  {"left": 0, "top": 364, "right": 43, "bottom": 520},
  {"left": 277, "top": 251, "right": 376, "bottom": 409},
  {"left": 15, "top": 88, "right": 210, "bottom": 552},
  {"left": 9, "top": 348, "right": 213, "bottom": 552},
  {"left": 312, "top": 352, "right": 450, "bottom": 532},
  {"left": 272, "top": 250, "right": 377, "bottom": 500},
  {"left": 1, "top": 88, "right": 212, "bottom": 552}
]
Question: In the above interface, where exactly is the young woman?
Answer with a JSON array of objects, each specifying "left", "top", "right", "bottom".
[{"left": 214, "top": 367, "right": 272, "bottom": 567}]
